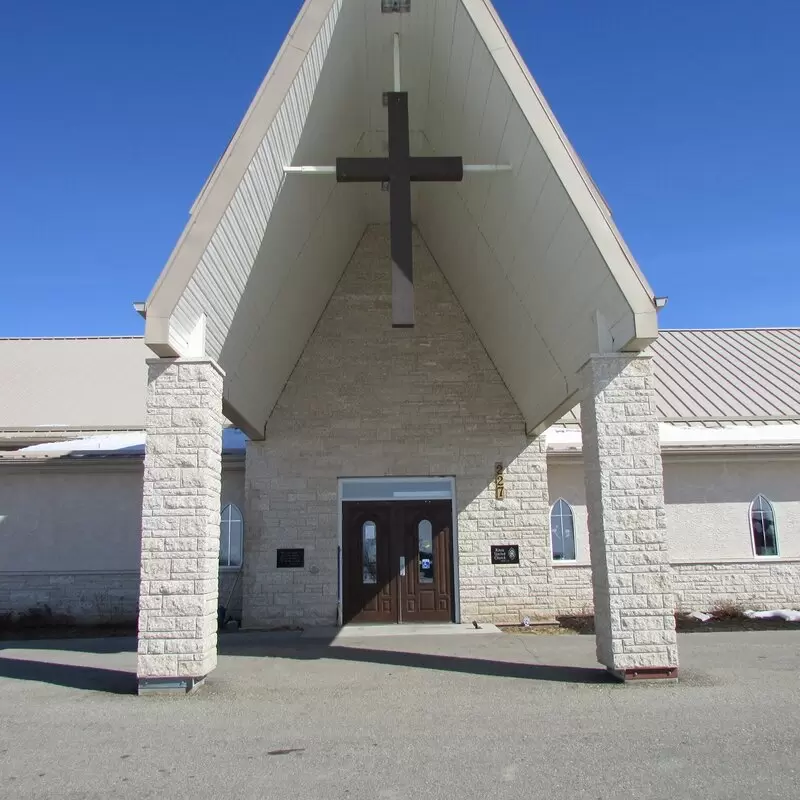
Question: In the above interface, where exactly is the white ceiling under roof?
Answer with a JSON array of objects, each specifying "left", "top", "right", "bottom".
[{"left": 144, "top": 0, "right": 659, "bottom": 440}]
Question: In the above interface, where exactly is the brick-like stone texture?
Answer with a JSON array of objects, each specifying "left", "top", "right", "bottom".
[
  {"left": 580, "top": 354, "right": 678, "bottom": 673},
  {"left": 244, "top": 225, "right": 552, "bottom": 627},
  {"left": 0, "top": 570, "right": 241, "bottom": 626},
  {"left": 551, "top": 560, "right": 800, "bottom": 615},
  {"left": 137, "top": 359, "right": 224, "bottom": 680},
  {"left": 672, "top": 560, "right": 800, "bottom": 610},
  {"left": 551, "top": 565, "right": 595, "bottom": 615},
  {"left": 0, "top": 571, "right": 140, "bottom": 623},
  {"left": 3, "top": 559, "right": 795, "bottom": 628}
]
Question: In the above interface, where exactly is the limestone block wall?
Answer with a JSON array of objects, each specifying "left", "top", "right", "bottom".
[
  {"left": 0, "top": 571, "right": 140, "bottom": 624},
  {"left": 671, "top": 560, "right": 800, "bottom": 610},
  {"left": 551, "top": 565, "right": 594, "bottom": 615},
  {"left": 550, "top": 561, "right": 800, "bottom": 615},
  {"left": 0, "top": 570, "right": 241, "bottom": 626},
  {"left": 244, "top": 226, "right": 552, "bottom": 628}
]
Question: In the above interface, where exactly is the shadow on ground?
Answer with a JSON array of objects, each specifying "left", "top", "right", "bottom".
[
  {"left": 0, "top": 657, "right": 136, "bottom": 694},
  {"left": 0, "top": 631, "right": 613, "bottom": 694},
  {"left": 219, "top": 634, "right": 614, "bottom": 685},
  {"left": 0, "top": 636, "right": 136, "bottom": 654}
]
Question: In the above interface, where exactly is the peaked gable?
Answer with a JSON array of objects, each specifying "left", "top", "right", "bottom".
[{"left": 144, "top": 0, "right": 658, "bottom": 438}]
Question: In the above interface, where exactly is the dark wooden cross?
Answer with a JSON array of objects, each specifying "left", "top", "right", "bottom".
[{"left": 336, "top": 92, "right": 463, "bottom": 327}]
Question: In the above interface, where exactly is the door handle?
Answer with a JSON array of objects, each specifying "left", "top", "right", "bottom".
[{"left": 399, "top": 556, "right": 406, "bottom": 577}]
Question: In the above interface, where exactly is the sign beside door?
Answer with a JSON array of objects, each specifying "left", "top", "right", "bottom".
[
  {"left": 276, "top": 548, "right": 305, "bottom": 568},
  {"left": 491, "top": 544, "right": 519, "bottom": 565}
]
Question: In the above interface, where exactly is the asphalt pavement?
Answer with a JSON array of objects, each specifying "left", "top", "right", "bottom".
[{"left": 1, "top": 629, "right": 798, "bottom": 799}]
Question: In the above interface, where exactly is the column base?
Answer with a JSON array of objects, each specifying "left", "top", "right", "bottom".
[
  {"left": 608, "top": 666, "right": 678, "bottom": 683},
  {"left": 137, "top": 676, "right": 207, "bottom": 696}
]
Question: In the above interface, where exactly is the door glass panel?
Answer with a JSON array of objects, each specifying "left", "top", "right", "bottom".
[
  {"left": 362, "top": 521, "right": 377, "bottom": 584},
  {"left": 418, "top": 520, "right": 434, "bottom": 584}
]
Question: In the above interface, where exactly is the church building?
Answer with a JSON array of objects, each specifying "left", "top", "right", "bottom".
[{"left": 1, "top": 0, "right": 799, "bottom": 694}]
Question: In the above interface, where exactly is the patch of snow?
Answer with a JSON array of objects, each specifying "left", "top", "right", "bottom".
[
  {"left": 19, "top": 431, "right": 145, "bottom": 454},
  {"left": 660, "top": 424, "right": 800, "bottom": 448},
  {"left": 744, "top": 609, "right": 800, "bottom": 623},
  {"left": 687, "top": 611, "right": 713, "bottom": 622},
  {"left": 15, "top": 427, "right": 247, "bottom": 456},
  {"left": 544, "top": 423, "right": 800, "bottom": 452}
]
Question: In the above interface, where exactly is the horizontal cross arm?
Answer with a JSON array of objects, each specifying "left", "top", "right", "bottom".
[
  {"left": 336, "top": 157, "right": 389, "bottom": 183},
  {"left": 334, "top": 156, "right": 463, "bottom": 184},
  {"left": 409, "top": 156, "right": 463, "bottom": 182},
  {"left": 287, "top": 163, "right": 511, "bottom": 178}
]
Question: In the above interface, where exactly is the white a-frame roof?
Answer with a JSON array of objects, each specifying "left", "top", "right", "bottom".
[{"left": 144, "top": 0, "right": 659, "bottom": 440}]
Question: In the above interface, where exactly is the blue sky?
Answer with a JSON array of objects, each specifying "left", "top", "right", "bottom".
[{"left": 1, "top": 0, "right": 798, "bottom": 337}]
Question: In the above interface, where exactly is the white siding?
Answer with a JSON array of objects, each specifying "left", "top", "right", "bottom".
[{"left": 171, "top": 0, "right": 347, "bottom": 359}]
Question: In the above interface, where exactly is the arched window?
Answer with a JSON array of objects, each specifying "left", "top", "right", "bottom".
[
  {"left": 750, "top": 495, "right": 778, "bottom": 557},
  {"left": 220, "top": 504, "right": 244, "bottom": 568},
  {"left": 550, "top": 499, "right": 576, "bottom": 561}
]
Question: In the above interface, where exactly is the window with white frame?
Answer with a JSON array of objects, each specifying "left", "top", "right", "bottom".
[
  {"left": 220, "top": 503, "right": 244, "bottom": 568},
  {"left": 750, "top": 494, "right": 778, "bottom": 557},
  {"left": 550, "top": 498, "right": 576, "bottom": 561}
]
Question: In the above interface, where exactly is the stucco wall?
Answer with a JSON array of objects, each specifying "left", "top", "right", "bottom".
[
  {"left": 547, "top": 455, "right": 800, "bottom": 564},
  {"left": 0, "top": 465, "right": 144, "bottom": 572},
  {"left": 663, "top": 457, "right": 800, "bottom": 560},
  {"left": 547, "top": 454, "right": 800, "bottom": 613},
  {"left": 546, "top": 461, "right": 591, "bottom": 563},
  {"left": 244, "top": 225, "right": 552, "bottom": 628},
  {"left": 0, "top": 461, "right": 245, "bottom": 622}
]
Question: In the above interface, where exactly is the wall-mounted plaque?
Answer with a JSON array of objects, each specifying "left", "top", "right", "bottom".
[
  {"left": 494, "top": 462, "right": 505, "bottom": 500},
  {"left": 491, "top": 545, "right": 519, "bottom": 565},
  {"left": 276, "top": 548, "right": 305, "bottom": 569}
]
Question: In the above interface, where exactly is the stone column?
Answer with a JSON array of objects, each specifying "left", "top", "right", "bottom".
[
  {"left": 137, "top": 358, "right": 225, "bottom": 694},
  {"left": 579, "top": 353, "right": 678, "bottom": 681}
]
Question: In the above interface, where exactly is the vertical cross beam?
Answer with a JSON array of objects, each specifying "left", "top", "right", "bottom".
[{"left": 387, "top": 92, "right": 414, "bottom": 328}]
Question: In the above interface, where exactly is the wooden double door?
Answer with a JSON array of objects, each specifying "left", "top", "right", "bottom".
[{"left": 342, "top": 500, "right": 454, "bottom": 624}]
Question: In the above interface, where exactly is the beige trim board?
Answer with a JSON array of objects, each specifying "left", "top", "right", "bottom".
[{"left": 144, "top": 0, "right": 338, "bottom": 352}]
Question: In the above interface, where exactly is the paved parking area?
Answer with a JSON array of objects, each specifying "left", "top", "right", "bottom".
[{"left": 1, "top": 629, "right": 799, "bottom": 799}]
